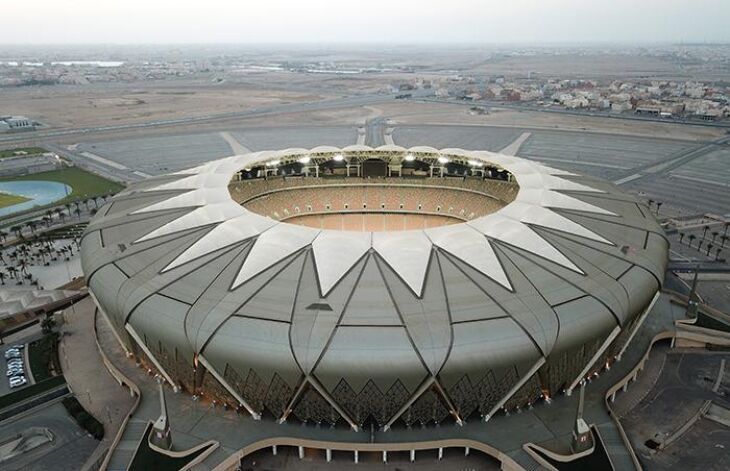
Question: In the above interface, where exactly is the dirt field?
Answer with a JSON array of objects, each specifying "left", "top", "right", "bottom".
[
  {"left": 0, "top": 80, "right": 331, "bottom": 128},
  {"left": 375, "top": 101, "right": 727, "bottom": 141}
]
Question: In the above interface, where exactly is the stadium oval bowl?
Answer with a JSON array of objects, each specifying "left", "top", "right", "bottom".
[{"left": 81, "top": 146, "right": 667, "bottom": 429}]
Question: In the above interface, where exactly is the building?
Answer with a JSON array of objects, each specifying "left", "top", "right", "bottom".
[
  {"left": 81, "top": 146, "right": 667, "bottom": 433},
  {"left": 0, "top": 115, "right": 35, "bottom": 132}
]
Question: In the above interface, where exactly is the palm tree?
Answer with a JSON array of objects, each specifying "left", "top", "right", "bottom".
[
  {"left": 717, "top": 248, "right": 723, "bottom": 261},
  {"left": 0, "top": 271, "right": 5, "bottom": 285},
  {"left": 6, "top": 266, "right": 17, "bottom": 279},
  {"left": 706, "top": 243, "right": 713, "bottom": 256},
  {"left": 10, "top": 225, "right": 22, "bottom": 239},
  {"left": 74, "top": 207, "right": 82, "bottom": 219},
  {"left": 41, "top": 314, "right": 56, "bottom": 335},
  {"left": 711, "top": 231, "right": 719, "bottom": 243},
  {"left": 688, "top": 234, "right": 697, "bottom": 247},
  {"left": 18, "top": 259, "right": 29, "bottom": 276},
  {"left": 656, "top": 201, "right": 663, "bottom": 215},
  {"left": 26, "top": 220, "right": 37, "bottom": 235},
  {"left": 702, "top": 225, "right": 710, "bottom": 239},
  {"left": 679, "top": 232, "right": 685, "bottom": 244},
  {"left": 722, "top": 235, "right": 729, "bottom": 248},
  {"left": 698, "top": 240, "right": 704, "bottom": 252}
]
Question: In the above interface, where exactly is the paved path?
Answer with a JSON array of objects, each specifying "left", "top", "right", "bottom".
[
  {"left": 499, "top": 132, "right": 531, "bottom": 156},
  {"left": 58, "top": 297, "right": 135, "bottom": 470},
  {"left": 219, "top": 131, "right": 251, "bottom": 156}
]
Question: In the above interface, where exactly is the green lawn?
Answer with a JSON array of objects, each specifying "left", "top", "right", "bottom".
[
  {"left": 0, "top": 192, "right": 30, "bottom": 209},
  {"left": 0, "top": 147, "right": 48, "bottom": 159},
  {"left": 0, "top": 167, "right": 124, "bottom": 204}
]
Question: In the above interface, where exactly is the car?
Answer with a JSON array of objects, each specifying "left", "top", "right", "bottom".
[
  {"left": 9, "top": 376, "right": 27, "bottom": 388},
  {"left": 6, "top": 361, "right": 23, "bottom": 369},
  {"left": 6, "top": 368, "right": 23, "bottom": 377},
  {"left": 6, "top": 358, "right": 23, "bottom": 365},
  {"left": 4, "top": 350, "right": 21, "bottom": 359},
  {"left": 10, "top": 344, "right": 24, "bottom": 350}
]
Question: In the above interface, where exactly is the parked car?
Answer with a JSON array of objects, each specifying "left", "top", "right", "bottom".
[
  {"left": 10, "top": 344, "right": 24, "bottom": 350},
  {"left": 6, "top": 358, "right": 23, "bottom": 365},
  {"left": 9, "top": 376, "right": 27, "bottom": 388},
  {"left": 6, "top": 368, "right": 23, "bottom": 377},
  {"left": 4, "top": 349, "right": 21, "bottom": 359},
  {"left": 6, "top": 363, "right": 23, "bottom": 372}
]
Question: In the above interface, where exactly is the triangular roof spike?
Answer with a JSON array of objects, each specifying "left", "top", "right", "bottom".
[
  {"left": 162, "top": 215, "right": 277, "bottom": 272},
  {"left": 425, "top": 224, "right": 511, "bottom": 290},
  {"left": 131, "top": 188, "right": 229, "bottom": 214},
  {"left": 311, "top": 230, "right": 372, "bottom": 296},
  {"left": 499, "top": 203, "right": 613, "bottom": 245},
  {"left": 517, "top": 189, "right": 616, "bottom": 215},
  {"left": 372, "top": 230, "right": 432, "bottom": 296},
  {"left": 135, "top": 200, "right": 243, "bottom": 242},
  {"left": 468, "top": 214, "right": 583, "bottom": 274},
  {"left": 232, "top": 224, "right": 320, "bottom": 289}
]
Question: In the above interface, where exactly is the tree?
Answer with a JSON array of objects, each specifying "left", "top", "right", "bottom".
[
  {"left": 722, "top": 235, "right": 729, "bottom": 248},
  {"left": 698, "top": 240, "right": 704, "bottom": 252},
  {"left": 717, "top": 248, "right": 723, "bottom": 261},
  {"left": 41, "top": 314, "right": 56, "bottom": 335},
  {"left": 656, "top": 201, "right": 663, "bottom": 215},
  {"left": 0, "top": 271, "right": 5, "bottom": 285},
  {"left": 679, "top": 232, "right": 685, "bottom": 244},
  {"left": 10, "top": 225, "right": 22, "bottom": 239},
  {"left": 706, "top": 243, "right": 713, "bottom": 256},
  {"left": 688, "top": 234, "right": 697, "bottom": 247},
  {"left": 702, "top": 225, "right": 709, "bottom": 239},
  {"left": 712, "top": 231, "right": 719, "bottom": 243}
]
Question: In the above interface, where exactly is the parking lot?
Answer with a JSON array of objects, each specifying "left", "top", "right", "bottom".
[{"left": 0, "top": 333, "right": 41, "bottom": 396}]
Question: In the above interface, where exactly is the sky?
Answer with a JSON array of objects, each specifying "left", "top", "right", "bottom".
[{"left": 1, "top": 0, "right": 728, "bottom": 45}]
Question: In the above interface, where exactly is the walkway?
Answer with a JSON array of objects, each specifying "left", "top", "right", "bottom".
[
  {"left": 59, "top": 297, "right": 135, "bottom": 470},
  {"left": 499, "top": 132, "right": 532, "bottom": 156},
  {"left": 219, "top": 132, "right": 251, "bottom": 156}
]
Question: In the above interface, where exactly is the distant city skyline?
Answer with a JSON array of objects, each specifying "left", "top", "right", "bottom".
[{"left": 1, "top": 0, "right": 729, "bottom": 45}]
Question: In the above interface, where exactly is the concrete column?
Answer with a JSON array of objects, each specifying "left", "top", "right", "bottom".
[
  {"left": 326, "top": 449, "right": 332, "bottom": 463},
  {"left": 354, "top": 450, "right": 359, "bottom": 464},
  {"left": 465, "top": 446, "right": 470, "bottom": 456},
  {"left": 272, "top": 445, "right": 277, "bottom": 456},
  {"left": 610, "top": 392, "right": 616, "bottom": 403},
  {"left": 382, "top": 450, "right": 387, "bottom": 463},
  {"left": 438, "top": 447, "right": 443, "bottom": 460},
  {"left": 632, "top": 371, "right": 638, "bottom": 382},
  {"left": 622, "top": 382, "right": 628, "bottom": 392},
  {"left": 410, "top": 449, "right": 416, "bottom": 462},
  {"left": 298, "top": 446, "right": 304, "bottom": 460}
]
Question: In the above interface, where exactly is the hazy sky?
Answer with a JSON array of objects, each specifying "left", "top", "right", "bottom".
[{"left": 2, "top": 0, "right": 728, "bottom": 45}]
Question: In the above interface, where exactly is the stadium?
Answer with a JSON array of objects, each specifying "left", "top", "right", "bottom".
[{"left": 80, "top": 145, "right": 668, "bottom": 433}]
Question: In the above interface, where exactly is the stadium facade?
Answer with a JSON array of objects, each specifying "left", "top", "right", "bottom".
[{"left": 81, "top": 146, "right": 667, "bottom": 432}]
